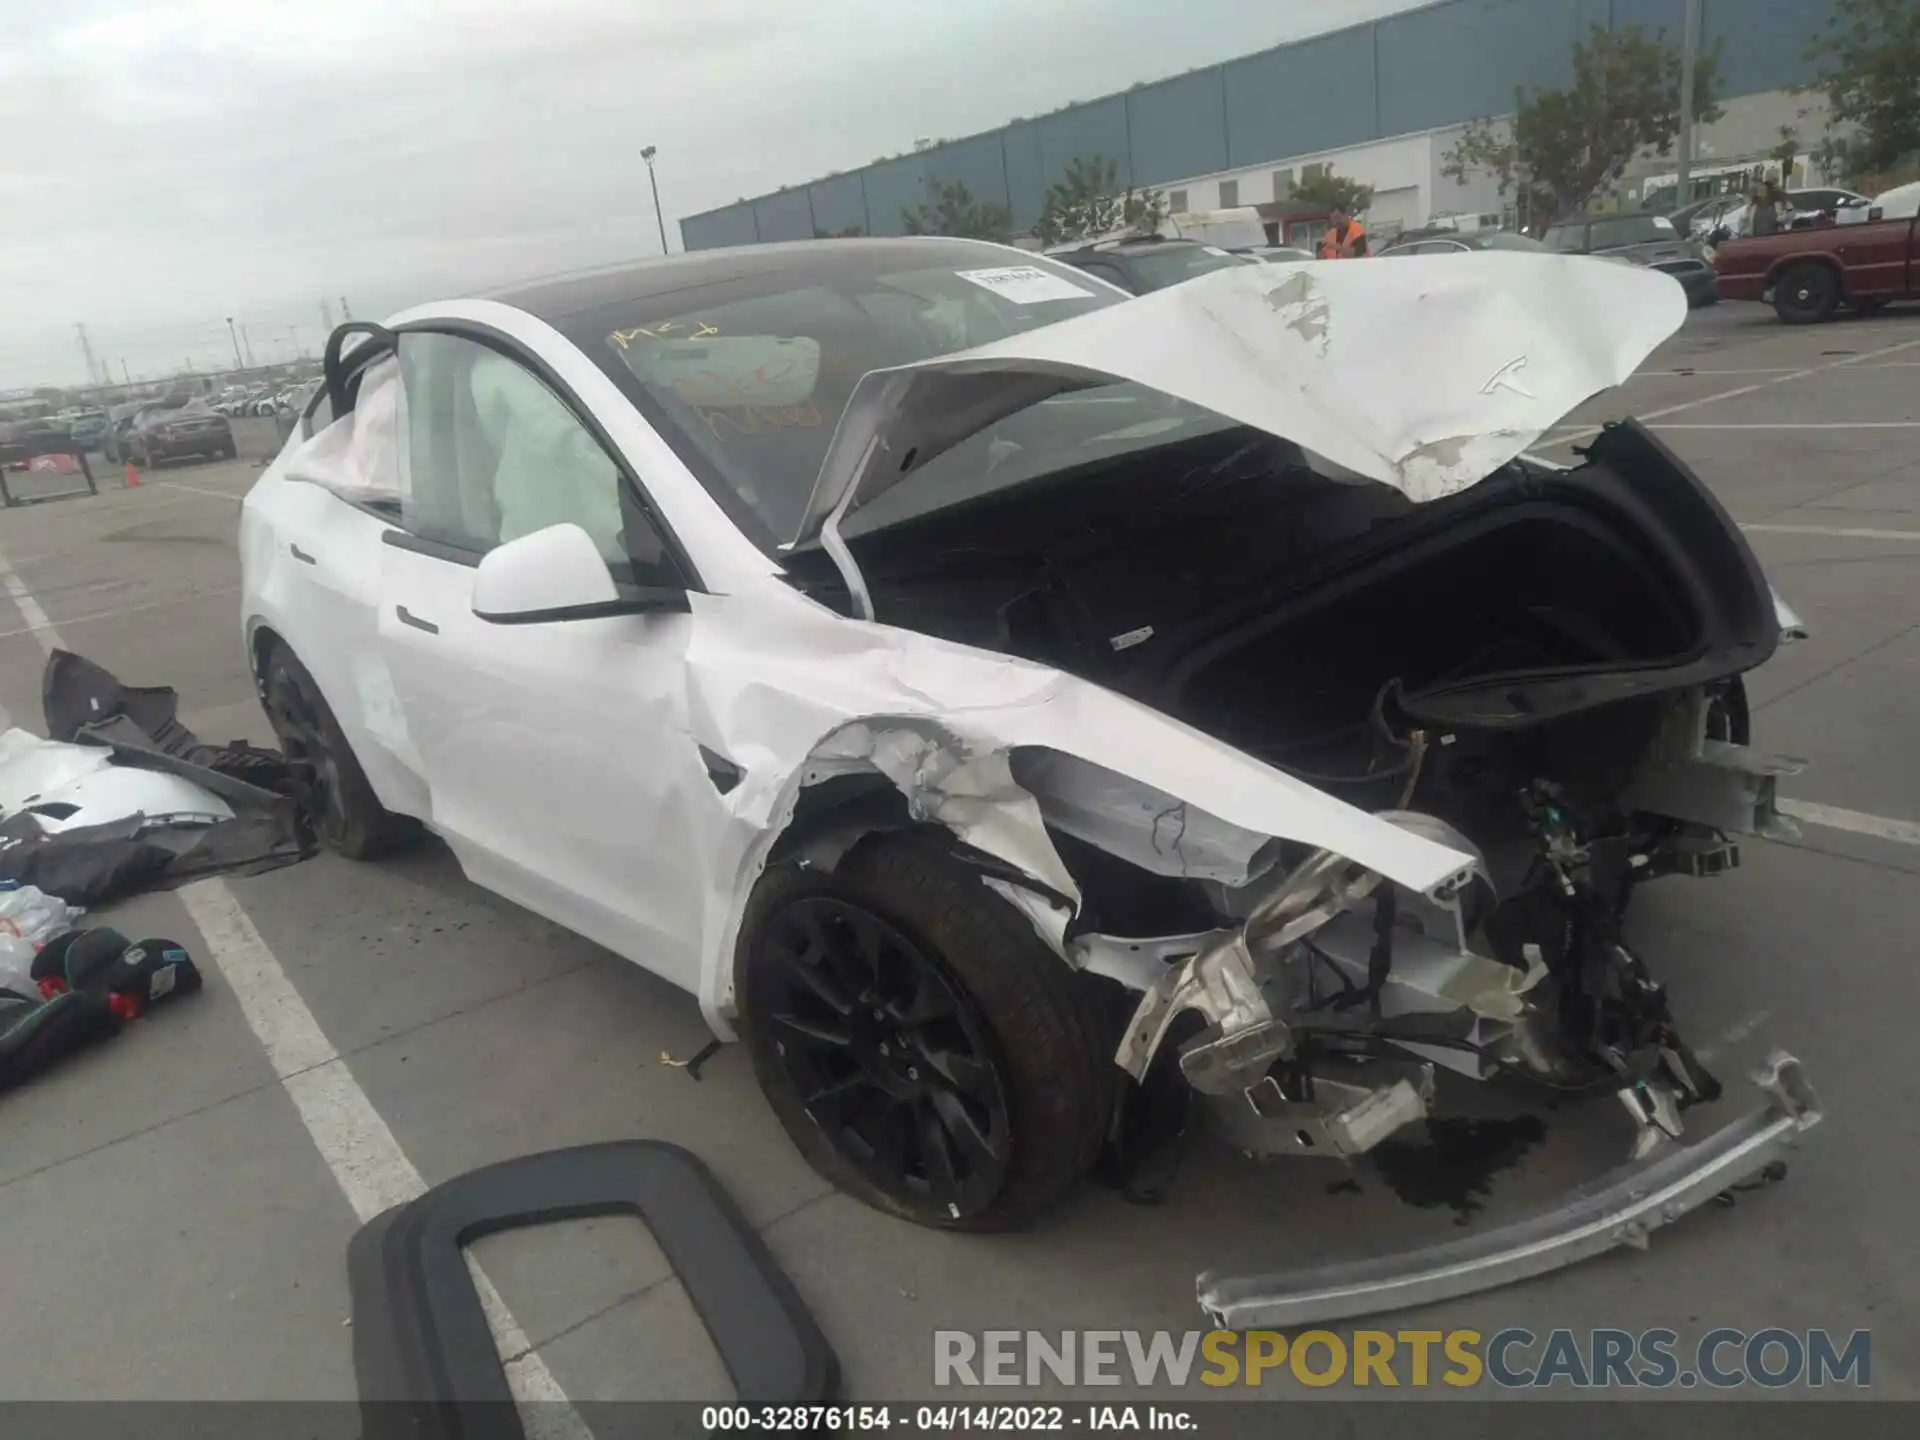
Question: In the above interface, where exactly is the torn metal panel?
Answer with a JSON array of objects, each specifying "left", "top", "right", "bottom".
[
  {"left": 789, "top": 253, "right": 1687, "bottom": 548},
  {"left": 1009, "top": 749, "right": 1279, "bottom": 887},
  {"left": 680, "top": 590, "right": 1482, "bottom": 1027}
]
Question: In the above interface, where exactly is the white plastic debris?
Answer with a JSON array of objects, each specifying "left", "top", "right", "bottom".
[{"left": 0, "top": 884, "right": 83, "bottom": 948}]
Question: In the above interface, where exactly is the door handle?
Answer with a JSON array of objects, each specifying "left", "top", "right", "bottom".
[
  {"left": 396, "top": 605, "right": 439, "bottom": 634},
  {"left": 290, "top": 543, "right": 316, "bottom": 565}
]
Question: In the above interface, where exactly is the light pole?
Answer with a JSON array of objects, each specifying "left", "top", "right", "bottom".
[
  {"left": 226, "top": 316, "right": 244, "bottom": 371},
  {"left": 1676, "top": 0, "right": 1701, "bottom": 209},
  {"left": 641, "top": 145, "right": 668, "bottom": 254}
]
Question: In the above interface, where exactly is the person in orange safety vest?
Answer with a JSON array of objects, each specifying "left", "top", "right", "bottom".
[{"left": 1318, "top": 210, "right": 1369, "bottom": 258}]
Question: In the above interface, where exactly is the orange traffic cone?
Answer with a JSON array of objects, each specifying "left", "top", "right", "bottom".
[{"left": 123, "top": 460, "right": 141, "bottom": 488}]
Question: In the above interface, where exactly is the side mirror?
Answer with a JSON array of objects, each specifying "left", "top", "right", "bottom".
[{"left": 471, "top": 523, "right": 687, "bottom": 624}]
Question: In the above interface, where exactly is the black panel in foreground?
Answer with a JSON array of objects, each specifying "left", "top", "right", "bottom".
[{"left": 349, "top": 1141, "right": 839, "bottom": 1440}]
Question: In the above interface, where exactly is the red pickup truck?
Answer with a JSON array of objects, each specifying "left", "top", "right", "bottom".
[{"left": 1712, "top": 184, "right": 1920, "bottom": 323}]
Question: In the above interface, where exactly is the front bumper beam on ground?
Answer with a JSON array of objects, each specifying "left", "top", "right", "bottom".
[{"left": 1196, "top": 1051, "right": 1820, "bottom": 1329}]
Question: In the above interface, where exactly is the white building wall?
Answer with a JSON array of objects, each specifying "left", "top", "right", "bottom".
[
  {"left": 1164, "top": 132, "right": 1437, "bottom": 236},
  {"left": 1158, "top": 88, "right": 1834, "bottom": 236}
]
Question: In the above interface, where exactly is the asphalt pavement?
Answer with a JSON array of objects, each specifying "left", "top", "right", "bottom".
[{"left": 0, "top": 301, "right": 1915, "bottom": 1413}]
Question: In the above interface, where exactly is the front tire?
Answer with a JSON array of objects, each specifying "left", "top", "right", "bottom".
[
  {"left": 259, "top": 641, "right": 416, "bottom": 858},
  {"left": 1774, "top": 263, "right": 1840, "bottom": 324},
  {"left": 737, "top": 832, "right": 1117, "bottom": 1231}
]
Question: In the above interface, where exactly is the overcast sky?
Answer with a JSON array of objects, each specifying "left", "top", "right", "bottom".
[{"left": 0, "top": 0, "right": 1423, "bottom": 389}]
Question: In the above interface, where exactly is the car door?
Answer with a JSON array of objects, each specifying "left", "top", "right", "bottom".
[
  {"left": 375, "top": 327, "right": 724, "bottom": 992},
  {"left": 1834, "top": 214, "right": 1919, "bottom": 298}
]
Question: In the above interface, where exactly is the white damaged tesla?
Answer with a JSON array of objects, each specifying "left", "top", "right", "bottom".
[{"left": 240, "top": 238, "right": 1819, "bottom": 1324}]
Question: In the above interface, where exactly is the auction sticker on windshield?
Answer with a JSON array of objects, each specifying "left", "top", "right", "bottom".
[{"left": 957, "top": 266, "right": 1096, "bottom": 304}]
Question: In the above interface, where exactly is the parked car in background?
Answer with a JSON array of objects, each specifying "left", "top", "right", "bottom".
[
  {"left": 1712, "top": 180, "right": 1920, "bottom": 323},
  {"left": 1377, "top": 229, "right": 1551, "bottom": 255},
  {"left": 100, "top": 403, "right": 148, "bottom": 462},
  {"left": 66, "top": 409, "right": 111, "bottom": 451},
  {"left": 129, "top": 400, "right": 237, "bottom": 466},
  {"left": 1670, "top": 193, "right": 1748, "bottom": 238},
  {"left": 1239, "top": 245, "right": 1317, "bottom": 263},
  {"left": 1542, "top": 212, "right": 1718, "bottom": 306},
  {"left": 1050, "top": 236, "right": 1255, "bottom": 294},
  {"left": 0, "top": 416, "right": 77, "bottom": 469}
]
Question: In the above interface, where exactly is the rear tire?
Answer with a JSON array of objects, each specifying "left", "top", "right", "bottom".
[
  {"left": 259, "top": 641, "right": 417, "bottom": 859},
  {"left": 1773, "top": 263, "right": 1840, "bottom": 324},
  {"left": 737, "top": 831, "right": 1118, "bottom": 1232}
]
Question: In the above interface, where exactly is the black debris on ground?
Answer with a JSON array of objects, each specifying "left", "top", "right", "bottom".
[{"left": 1366, "top": 1114, "right": 1549, "bottom": 1223}]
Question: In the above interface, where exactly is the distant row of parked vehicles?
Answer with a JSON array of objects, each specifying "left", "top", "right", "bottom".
[
  {"left": 1044, "top": 179, "right": 1919, "bottom": 327},
  {"left": 0, "top": 379, "right": 323, "bottom": 473}
]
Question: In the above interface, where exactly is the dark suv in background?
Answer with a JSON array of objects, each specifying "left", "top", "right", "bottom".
[
  {"left": 127, "top": 397, "right": 237, "bottom": 466},
  {"left": 1542, "top": 212, "right": 1719, "bottom": 306},
  {"left": 1048, "top": 236, "right": 1254, "bottom": 294}
]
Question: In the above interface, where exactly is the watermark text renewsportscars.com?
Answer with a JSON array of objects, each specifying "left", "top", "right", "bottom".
[{"left": 934, "top": 1328, "right": 1871, "bottom": 1390}]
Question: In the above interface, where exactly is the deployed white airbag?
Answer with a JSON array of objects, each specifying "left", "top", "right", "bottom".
[{"left": 283, "top": 355, "right": 405, "bottom": 504}]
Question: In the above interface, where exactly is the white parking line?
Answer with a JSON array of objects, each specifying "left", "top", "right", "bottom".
[
  {"left": 177, "top": 882, "right": 588, "bottom": 1427},
  {"left": 0, "top": 562, "right": 60, "bottom": 650},
  {"left": 1543, "top": 332, "right": 1920, "bottom": 447},
  {"left": 0, "top": 537, "right": 584, "bottom": 1428},
  {"left": 0, "top": 587, "right": 242, "bottom": 644},
  {"left": 156, "top": 478, "right": 250, "bottom": 502},
  {"left": 1779, "top": 799, "right": 1920, "bottom": 847},
  {"left": 1744, "top": 523, "right": 1920, "bottom": 541},
  {"left": 1639, "top": 362, "right": 1920, "bottom": 376}
]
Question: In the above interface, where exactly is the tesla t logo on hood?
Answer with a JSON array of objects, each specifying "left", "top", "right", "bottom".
[{"left": 1480, "top": 355, "right": 1538, "bottom": 399}]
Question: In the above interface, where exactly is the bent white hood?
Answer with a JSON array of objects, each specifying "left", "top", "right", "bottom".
[{"left": 788, "top": 252, "right": 1687, "bottom": 548}]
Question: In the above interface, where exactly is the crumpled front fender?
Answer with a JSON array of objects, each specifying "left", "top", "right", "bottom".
[{"left": 681, "top": 591, "right": 1479, "bottom": 1033}]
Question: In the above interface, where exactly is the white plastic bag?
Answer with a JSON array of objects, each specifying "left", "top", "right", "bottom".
[
  {"left": 0, "top": 884, "right": 84, "bottom": 947},
  {"left": 0, "top": 933, "right": 37, "bottom": 998}
]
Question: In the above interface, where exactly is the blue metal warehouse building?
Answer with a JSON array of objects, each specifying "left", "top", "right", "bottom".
[{"left": 680, "top": 0, "right": 1837, "bottom": 250}]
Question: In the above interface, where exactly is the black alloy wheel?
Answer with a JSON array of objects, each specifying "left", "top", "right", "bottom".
[
  {"left": 259, "top": 642, "right": 414, "bottom": 858},
  {"left": 262, "top": 656, "right": 350, "bottom": 849},
  {"left": 749, "top": 894, "right": 1013, "bottom": 1222}
]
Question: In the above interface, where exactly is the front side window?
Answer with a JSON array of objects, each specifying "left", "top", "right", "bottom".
[{"left": 396, "top": 331, "right": 675, "bottom": 582}]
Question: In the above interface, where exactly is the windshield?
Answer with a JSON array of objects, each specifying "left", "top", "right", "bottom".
[
  {"left": 1123, "top": 245, "right": 1251, "bottom": 292},
  {"left": 580, "top": 243, "right": 1179, "bottom": 547},
  {"left": 1541, "top": 224, "right": 1587, "bottom": 252}
]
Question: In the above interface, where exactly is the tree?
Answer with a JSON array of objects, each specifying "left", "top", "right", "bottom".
[
  {"left": 1032, "top": 156, "right": 1167, "bottom": 246},
  {"left": 899, "top": 179, "right": 1012, "bottom": 241},
  {"left": 1804, "top": 0, "right": 1920, "bottom": 183},
  {"left": 1288, "top": 169, "right": 1375, "bottom": 215},
  {"left": 1440, "top": 23, "right": 1723, "bottom": 222}
]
